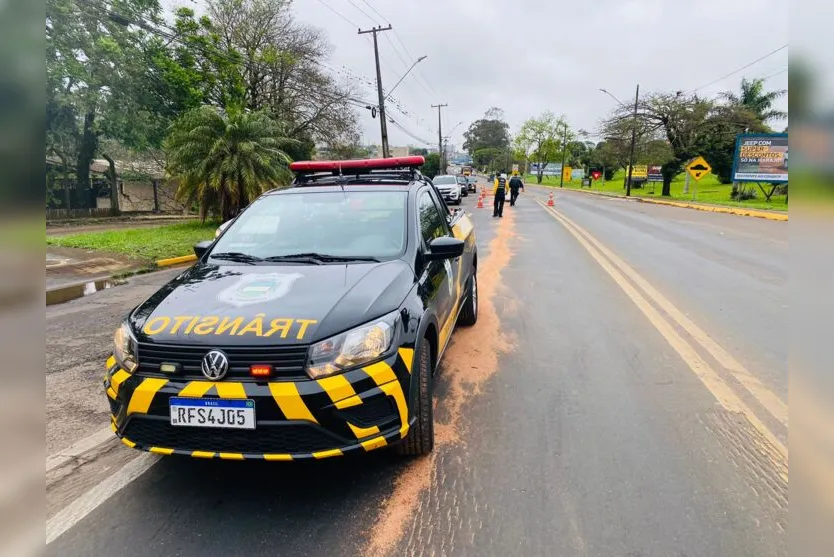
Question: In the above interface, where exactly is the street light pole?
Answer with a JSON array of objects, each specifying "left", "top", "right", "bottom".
[
  {"left": 386, "top": 55, "right": 427, "bottom": 100},
  {"left": 625, "top": 84, "right": 640, "bottom": 197}
]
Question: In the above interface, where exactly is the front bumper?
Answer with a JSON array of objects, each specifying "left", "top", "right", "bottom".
[
  {"left": 438, "top": 189, "right": 460, "bottom": 201},
  {"left": 104, "top": 348, "right": 415, "bottom": 461}
]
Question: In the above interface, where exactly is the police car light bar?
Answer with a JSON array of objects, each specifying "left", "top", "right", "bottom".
[{"left": 289, "top": 156, "right": 425, "bottom": 173}]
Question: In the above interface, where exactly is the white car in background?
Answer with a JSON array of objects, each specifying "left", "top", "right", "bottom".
[{"left": 432, "top": 175, "right": 462, "bottom": 205}]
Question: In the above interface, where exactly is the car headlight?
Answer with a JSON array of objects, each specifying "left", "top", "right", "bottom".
[
  {"left": 113, "top": 322, "right": 139, "bottom": 373},
  {"left": 305, "top": 312, "right": 398, "bottom": 379}
]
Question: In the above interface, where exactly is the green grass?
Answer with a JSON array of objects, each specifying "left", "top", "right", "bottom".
[
  {"left": 46, "top": 220, "right": 220, "bottom": 261},
  {"left": 526, "top": 171, "right": 788, "bottom": 211}
]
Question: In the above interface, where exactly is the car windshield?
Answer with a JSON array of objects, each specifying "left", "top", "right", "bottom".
[
  {"left": 210, "top": 190, "right": 407, "bottom": 261},
  {"left": 433, "top": 176, "right": 456, "bottom": 185}
]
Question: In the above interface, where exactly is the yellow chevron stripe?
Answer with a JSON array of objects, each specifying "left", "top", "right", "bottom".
[
  {"left": 348, "top": 422, "right": 381, "bottom": 439},
  {"left": 312, "top": 448, "right": 343, "bottom": 459},
  {"left": 192, "top": 451, "right": 215, "bottom": 459},
  {"left": 121, "top": 437, "right": 136, "bottom": 448},
  {"left": 379, "top": 381, "right": 409, "bottom": 438},
  {"left": 269, "top": 382, "right": 318, "bottom": 423},
  {"left": 334, "top": 394, "right": 362, "bottom": 410},
  {"left": 398, "top": 348, "right": 414, "bottom": 374},
  {"left": 179, "top": 381, "right": 214, "bottom": 398},
  {"left": 216, "top": 382, "right": 247, "bottom": 399},
  {"left": 110, "top": 370, "right": 131, "bottom": 395},
  {"left": 363, "top": 361, "right": 397, "bottom": 386},
  {"left": 317, "top": 375, "right": 356, "bottom": 403},
  {"left": 110, "top": 421, "right": 117, "bottom": 432},
  {"left": 150, "top": 447, "right": 174, "bottom": 455},
  {"left": 106, "top": 355, "right": 116, "bottom": 369},
  {"left": 263, "top": 454, "right": 293, "bottom": 461},
  {"left": 219, "top": 452, "right": 244, "bottom": 460},
  {"left": 106, "top": 387, "right": 117, "bottom": 400},
  {"left": 126, "top": 377, "right": 168, "bottom": 415},
  {"left": 361, "top": 436, "right": 388, "bottom": 451}
]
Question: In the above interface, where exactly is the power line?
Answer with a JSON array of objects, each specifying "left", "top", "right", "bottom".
[
  {"left": 313, "top": 0, "right": 360, "bottom": 29},
  {"left": 344, "top": 0, "right": 377, "bottom": 24},
  {"left": 357, "top": 0, "right": 388, "bottom": 23},
  {"left": 687, "top": 44, "right": 788, "bottom": 94}
]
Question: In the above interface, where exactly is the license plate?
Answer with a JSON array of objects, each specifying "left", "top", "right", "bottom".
[{"left": 169, "top": 397, "right": 256, "bottom": 430}]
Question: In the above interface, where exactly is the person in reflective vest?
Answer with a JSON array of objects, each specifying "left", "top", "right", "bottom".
[
  {"left": 509, "top": 174, "right": 524, "bottom": 206},
  {"left": 493, "top": 172, "right": 507, "bottom": 218}
]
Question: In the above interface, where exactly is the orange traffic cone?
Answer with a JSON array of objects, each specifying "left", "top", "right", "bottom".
[
  {"left": 476, "top": 195, "right": 484, "bottom": 209},
  {"left": 547, "top": 192, "right": 554, "bottom": 206}
]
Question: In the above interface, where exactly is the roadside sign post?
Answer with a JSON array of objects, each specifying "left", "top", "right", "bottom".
[{"left": 685, "top": 156, "right": 712, "bottom": 201}]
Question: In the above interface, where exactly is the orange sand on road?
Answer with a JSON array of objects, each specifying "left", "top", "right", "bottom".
[{"left": 365, "top": 211, "right": 517, "bottom": 556}]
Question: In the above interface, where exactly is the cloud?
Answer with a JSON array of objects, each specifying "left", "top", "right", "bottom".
[{"left": 174, "top": 0, "right": 789, "bottom": 151}]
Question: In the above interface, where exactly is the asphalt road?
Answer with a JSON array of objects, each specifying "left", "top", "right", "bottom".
[{"left": 46, "top": 181, "right": 788, "bottom": 556}]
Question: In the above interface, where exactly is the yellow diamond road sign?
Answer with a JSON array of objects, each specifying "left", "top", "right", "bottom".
[{"left": 686, "top": 156, "right": 711, "bottom": 181}]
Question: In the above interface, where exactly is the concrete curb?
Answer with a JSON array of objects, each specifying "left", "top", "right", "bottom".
[
  {"left": 156, "top": 254, "right": 197, "bottom": 267},
  {"left": 538, "top": 185, "right": 788, "bottom": 221}
]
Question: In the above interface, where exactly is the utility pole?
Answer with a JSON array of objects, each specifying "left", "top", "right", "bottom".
[
  {"left": 432, "top": 103, "right": 448, "bottom": 170},
  {"left": 559, "top": 121, "right": 569, "bottom": 188},
  {"left": 625, "top": 83, "right": 640, "bottom": 197},
  {"left": 358, "top": 25, "right": 393, "bottom": 157}
]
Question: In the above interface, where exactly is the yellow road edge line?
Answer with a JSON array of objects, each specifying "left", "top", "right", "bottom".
[
  {"left": 535, "top": 199, "right": 789, "bottom": 470},
  {"left": 312, "top": 448, "right": 343, "bottom": 459},
  {"left": 540, "top": 185, "right": 788, "bottom": 221},
  {"left": 263, "top": 454, "right": 293, "bottom": 461},
  {"left": 539, "top": 197, "right": 788, "bottom": 428},
  {"left": 150, "top": 447, "right": 174, "bottom": 455}
]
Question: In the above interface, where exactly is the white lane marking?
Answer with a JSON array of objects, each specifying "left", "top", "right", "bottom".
[
  {"left": 46, "top": 453, "right": 160, "bottom": 545},
  {"left": 46, "top": 427, "right": 115, "bottom": 472}
]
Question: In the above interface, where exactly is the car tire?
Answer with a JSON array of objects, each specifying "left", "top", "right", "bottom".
[
  {"left": 457, "top": 271, "right": 478, "bottom": 326},
  {"left": 396, "top": 341, "right": 434, "bottom": 456},
  {"left": 455, "top": 198, "right": 462, "bottom": 205}
]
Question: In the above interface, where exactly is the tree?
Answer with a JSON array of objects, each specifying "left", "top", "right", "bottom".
[
  {"left": 165, "top": 106, "right": 295, "bottom": 221},
  {"left": 602, "top": 93, "right": 714, "bottom": 195},
  {"left": 47, "top": 0, "right": 172, "bottom": 212},
  {"left": 463, "top": 107, "right": 510, "bottom": 154},
  {"left": 206, "top": 0, "right": 359, "bottom": 145},
  {"left": 720, "top": 78, "right": 787, "bottom": 124},
  {"left": 516, "top": 112, "right": 572, "bottom": 183},
  {"left": 409, "top": 147, "right": 428, "bottom": 156},
  {"left": 421, "top": 153, "right": 441, "bottom": 178}
]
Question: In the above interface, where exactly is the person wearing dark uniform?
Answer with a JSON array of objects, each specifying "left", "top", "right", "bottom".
[
  {"left": 509, "top": 174, "right": 524, "bottom": 206},
  {"left": 493, "top": 172, "right": 507, "bottom": 217}
]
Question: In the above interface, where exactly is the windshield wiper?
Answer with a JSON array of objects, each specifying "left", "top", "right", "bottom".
[
  {"left": 209, "top": 252, "right": 263, "bottom": 264},
  {"left": 264, "top": 253, "right": 380, "bottom": 263}
]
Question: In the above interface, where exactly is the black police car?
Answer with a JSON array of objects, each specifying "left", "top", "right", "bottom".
[{"left": 105, "top": 156, "right": 478, "bottom": 460}]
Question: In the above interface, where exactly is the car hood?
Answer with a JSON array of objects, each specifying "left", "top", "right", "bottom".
[{"left": 129, "top": 260, "right": 415, "bottom": 346}]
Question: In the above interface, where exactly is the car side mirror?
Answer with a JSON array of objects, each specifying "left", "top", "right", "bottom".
[
  {"left": 194, "top": 240, "right": 213, "bottom": 258},
  {"left": 426, "top": 236, "right": 464, "bottom": 261}
]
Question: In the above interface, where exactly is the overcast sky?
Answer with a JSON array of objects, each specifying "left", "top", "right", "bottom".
[{"left": 175, "top": 0, "right": 790, "bottom": 150}]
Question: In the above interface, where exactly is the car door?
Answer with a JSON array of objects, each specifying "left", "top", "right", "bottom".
[{"left": 416, "top": 188, "right": 458, "bottom": 350}]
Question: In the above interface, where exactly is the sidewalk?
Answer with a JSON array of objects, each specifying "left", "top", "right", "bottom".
[
  {"left": 529, "top": 184, "right": 788, "bottom": 221},
  {"left": 46, "top": 246, "right": 147, "bottom": 290}
]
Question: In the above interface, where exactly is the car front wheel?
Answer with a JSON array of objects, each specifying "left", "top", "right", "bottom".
[
  {"left": 396, "top": 340, "right": 434, "bottom": 456},
  {"left": 458, "top": 272, "right": 478, "bottom": 326}
]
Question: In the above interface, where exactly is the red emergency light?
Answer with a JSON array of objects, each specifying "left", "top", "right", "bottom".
[{"left": 289, "top": 156, "right": 426, "bottom": 173}]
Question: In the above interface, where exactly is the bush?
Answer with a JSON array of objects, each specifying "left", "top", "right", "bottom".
[{"left": 731, "top": 186, "right": 757, "bottom": 201}]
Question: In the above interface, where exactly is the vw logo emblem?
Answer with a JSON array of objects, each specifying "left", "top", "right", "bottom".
[{"left": 201, "top": 350, "right": 229, "bottom": 381}]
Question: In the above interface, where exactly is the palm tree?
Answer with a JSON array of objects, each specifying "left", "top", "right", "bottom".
[
  {"left": 721, "top": 78, "right": 787, "bottom": 125},
  {"left": 165, "top": 106, "right": 296, "bottom": 221}
]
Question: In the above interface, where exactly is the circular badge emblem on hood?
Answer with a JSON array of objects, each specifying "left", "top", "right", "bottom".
[{"left": 201, "top": 350, "right": 229, "bottom": 380}]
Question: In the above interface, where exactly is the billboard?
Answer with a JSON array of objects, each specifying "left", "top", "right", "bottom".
[
  {"left": 648, "top": 165, "right": 663, "bottom": 181},
  {"left": 731, "top": 133, "right": 788, "bottom": 182},
  {"left": 529, "top": 162, "right": 562, "bottom": 176},
  {"left": 625, "top": 165, "right": 648, "bottom": 179}
]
